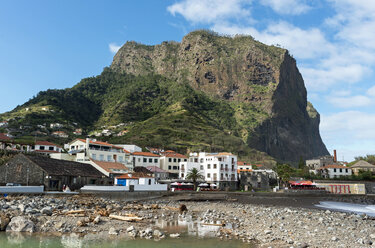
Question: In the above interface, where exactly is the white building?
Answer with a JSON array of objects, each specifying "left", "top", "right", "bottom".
[
  {"left": 317, "top": 165, "right": 352, "bottom": 179},
  {"left": 306, "top": 155, "right": 334, "bottom": 170},
  {"left": 160, "top": 150, "right": 188, "bottom": 174},
  {"left": 114, "top": 144, "right": 142, "bottom": 153},
  {"left": 114, "top": 173, "right": 156, "bottom": 186},
  {"left": 179, "top": 152, "right": 238, "bottom": 189},
  {"left": 50, "top": 123, "right": 63, "bottom": 129},
  {"left": 64, "top": 138, "right": 132, "bottom": 168},
  {"left": 132, "top": 152, "right": 160, "bottom": 168},
  {"left": 31, "top": 141, "right": 62, "bottom": 154}
]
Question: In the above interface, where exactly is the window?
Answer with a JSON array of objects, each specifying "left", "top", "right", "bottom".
[
  {"left": 92, "top": 154, "right": 97, "bottom": 160},
  {"left": 213, "top": 164, "right": 217, "bottom": 169},
  {"left": 168, "top": 166, "right": 172, "bottom": 170},
  {"left": 339, "top": 169, "right": 342, "bottom": 173},
  {"left": 154, "top": 159, "right": 158, "bottom": 163},
  {"left": 138, "top": 158, "right": 141, "bottom": 162},
  {"left": 149, "top": 179, "right": 151, "bottom": 185},
  {"left": 173, "top": 158, "right": 177, "bottom": 163},
  {"left": 143, "top": 158, "right": 147, "bottom": 163},
  {"left": 213, "top": 173, "right": 217, "bottom": 180},
  {"left": 49, "top": 146, "right": 54, "bottom": 151},
  {"left": 73, "top": 177, "right": 77, "bottom": 184},
  {"left": 107, "top": 155, "right": 111, "bottom": 161},
  {"left": 178, "top": 159, "right": 181, "bottom": 162},
  {"left": 79, "top": 145, "right": 84, "bottom": 149},
  {"left": 207, "top": 173, "right": 211, "bottom": 178},
  {"left": 346, "top": 169, "right": 348, "bottom": 173},
  {"left": 184, "top": 159, "right": 187, "bottom": 162},
  {"left": 181, "top": 173, "right": 184, "bottom": 178},
  {"left": 119, "top": 156, "right": 123, "bottom": 162},
  {"left": 207, "top": 164, "right": 211, "bottom": 169},
  {"left": 221, "top": 164, "right": 223, "bottom": 169},
  {"left": 70, "top": 146, "right": 74, "bottom": 150},
  {"left": 99, "top": 154, "right": 104, "bottom": 161},
  {"left": 173, "top": 166, "right": 178, "bottom": 170},
  {"left": 40, "top": 146, "right": 45, "bottom": 150},
  {"left": 200, "top": 158, "right": 204, "bottom": 163},
  {"left": 221, "top": 173, "right": 223, "bottom": 179},
  {"left": 334, "top": 168, "right": 336, "bottom": 172},
  {"left": 169, "top": 158, "right": 172, "bottom": 162},
  {"left": 200, "top": 165, "right": 204, "bottom": 170},
  {"left": 148, "top": 158, "right": 152, "bottom": 163}
]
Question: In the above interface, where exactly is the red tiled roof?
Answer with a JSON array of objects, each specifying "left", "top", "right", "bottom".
[
  {"left": 164, "top": 150, "right": 176, "bottom": 153},
  {"left": 116, "top": 172, "right": 153, "bottom": 179},
  {"left": 318, "top": 164, "right": 350, "bottom": 170},
  {"left": 132, "top": 152, "right": 160, "bottom": 157},
  {"left": 237, "top": 161, "right": 251, "bottom": 166},
  {"left": 91, "top": 160, "right": 129, "bottom": 173},
  {"left": 0, "top": 133, "right": 10, "bottom": 141},
  {"left": 116, "top": 174, "right": 139, "bottom": 179},
  {"left": 35, "top": 140, "right": 61, "bottom": 148},
  {"left": 76, "top": 138, "right": 123, "bottom": 150},
  {"left": 163, "top": 152, "right": 187, "bottom": 159}
]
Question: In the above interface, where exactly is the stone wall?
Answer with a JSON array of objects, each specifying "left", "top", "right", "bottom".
[{"left": 0, "top": 154, "right": 45, "bottom": 187}]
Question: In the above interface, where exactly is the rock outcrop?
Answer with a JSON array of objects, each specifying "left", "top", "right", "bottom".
[{"left": 111, "top": 30, "right": 329, "bottom": 162}]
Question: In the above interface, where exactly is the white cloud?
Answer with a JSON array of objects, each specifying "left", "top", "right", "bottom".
[
  {"left": 109, "top": 43, "right": 121, "bottom": 54},
  {"left": 327, "top": 95, "right": 372, "bottom": 108},
  {"left": 300, "top": 64, "right": 368, "bottom": 91},
  {"left": 260, "top": 0, "right": 311, "bottom": 15},
  {"left": 321, "top": 111, "right": 375, "bottom": 139},
  {"left": 167, "top": 0, "right": 251, "bottom": 25},
  {"left": 213, "top": 22, "right": 332, "bottom": 60},
  {"left": 367, "top": 85, "right": 375, "bottom": 97},
  {"left": 321, "top": 110, "right": 375, "bottom": 161}
]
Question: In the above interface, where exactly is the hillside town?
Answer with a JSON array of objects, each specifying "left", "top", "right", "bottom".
[{"left": 1, "top": 134, "right": 375, "bottom": 195}]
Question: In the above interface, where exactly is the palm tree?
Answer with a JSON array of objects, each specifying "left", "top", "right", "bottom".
[{"left": 186, "top": 168, "right": 204, "bottom": 190}]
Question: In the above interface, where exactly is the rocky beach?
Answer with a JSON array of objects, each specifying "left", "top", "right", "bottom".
[{"left": 0, "top": 194, "right": 375, "bottom": 247}]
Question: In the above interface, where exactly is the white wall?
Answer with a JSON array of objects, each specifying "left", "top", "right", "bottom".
[{"left": 80, "top": 184, "right": 168, "bottom": 191}]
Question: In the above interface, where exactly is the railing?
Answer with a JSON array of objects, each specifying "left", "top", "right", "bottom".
[{"left": 89, "top": 147, "right": 124, "bottom": 153}]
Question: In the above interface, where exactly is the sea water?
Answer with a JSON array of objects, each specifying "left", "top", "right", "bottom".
[
  {"left": 315, "top": 201, "right": 375, "bottom": 216},
  {"left": 0, "top": 232, "right": 249, "bottom": 248}
]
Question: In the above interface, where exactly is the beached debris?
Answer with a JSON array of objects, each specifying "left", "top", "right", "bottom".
[
  {"left": 109, "top": 214, "right": 143, "bottom": 222},
  {"left": 179, "top": 204, "right": 187, "bottom": 213},
  {"left": 65, "top": 210, "right": 85, "bottom": 215}
]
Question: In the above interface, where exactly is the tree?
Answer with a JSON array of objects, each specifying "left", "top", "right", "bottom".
[
  {"left": 298, "top": 156, "right": 305, "bottom": 169},
  {"left": 186, "top": 168, "right": 204, "bottom": 190}
]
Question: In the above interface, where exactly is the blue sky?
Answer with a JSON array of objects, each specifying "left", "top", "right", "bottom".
[{"left": 1, "top": 0, "right": 374, "bottom": 162}]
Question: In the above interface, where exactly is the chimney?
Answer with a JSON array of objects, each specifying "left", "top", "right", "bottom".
[
  {"left": 86, "top": 138, "right": 90, "bottom": 158},
  {"left": 333, "top": 150, "right": 337, "bottom": 163}
]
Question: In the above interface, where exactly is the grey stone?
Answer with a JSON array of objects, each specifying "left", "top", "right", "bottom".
[
  {"left": 170, "top": 233, "right": 180, "bottom": 238},
  {"left": 108, "top": 227, "right": 118, "bottom": 235},
  {"left": 41, "top": 207, "right": 53, "bottom": 216},
  {"left": 6, "top": 217, "right": 35, "bottom": 233}
]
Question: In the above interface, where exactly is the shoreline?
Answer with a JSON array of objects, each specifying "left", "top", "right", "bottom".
[{"left": 0, "top": 194, "right": 375, "bottom": 247}]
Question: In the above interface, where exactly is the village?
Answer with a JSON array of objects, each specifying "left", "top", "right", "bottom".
[{"left": 1, "top": 132, "right": 375, "bottom": 196}]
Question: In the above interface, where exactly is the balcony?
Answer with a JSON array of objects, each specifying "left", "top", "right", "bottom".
[{"left": 89, "top": 147, "right": 124, "bottom": 153}]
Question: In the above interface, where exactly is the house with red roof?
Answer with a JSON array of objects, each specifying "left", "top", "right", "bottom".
[
  {"left": 31, "top": 141, "right": 62, "bottom": 155},
  {"left": 56, "top": 138, "right": 133, "bottom": 168},
  {"left": 0, "top": 133, "right": 11, "bottom": 150},
  {"left": 132, "top": 151, "right": 160, "bottom": 168},
  {"left": 114, "top": 172, "right": 155, "bottom": 186},
  {"left": 317, "top": 164, "right": 352, "bottom": 179},
  {"left": 159, "top": 150, "right": 188, "bottom": 175}
]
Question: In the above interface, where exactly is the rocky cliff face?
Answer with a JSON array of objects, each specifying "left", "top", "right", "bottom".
[{"left": 111, "top": 30, "right": 329, "bottom": 162}]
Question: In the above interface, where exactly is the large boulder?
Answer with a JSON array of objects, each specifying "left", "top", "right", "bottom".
[
  {"left": 0, "top": 214, "right": 11, "bottom": 231},
  {"left": 6, "top": 216, "right": 35, "bottom": 233}
]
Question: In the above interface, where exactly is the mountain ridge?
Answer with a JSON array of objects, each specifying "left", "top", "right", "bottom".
[{"left": 0, "top": 30, "right": 329, "bottom": 164}]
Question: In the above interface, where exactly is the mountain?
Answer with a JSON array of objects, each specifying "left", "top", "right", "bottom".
[{"left": 0, "top": 30, "right": 329, "bottom": 164}]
